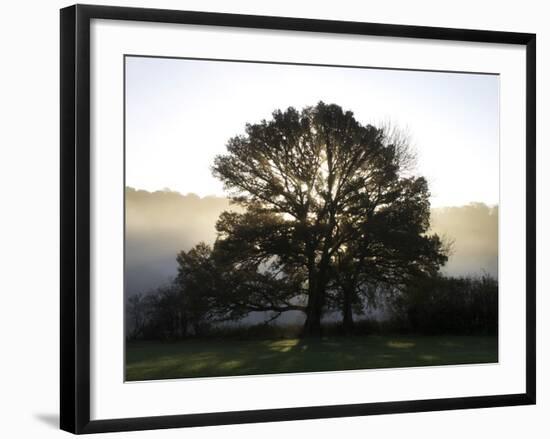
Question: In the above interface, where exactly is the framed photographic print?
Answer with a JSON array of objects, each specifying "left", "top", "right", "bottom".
[{"left": 60, "top": 4, "right": 536, "bottom": 434}]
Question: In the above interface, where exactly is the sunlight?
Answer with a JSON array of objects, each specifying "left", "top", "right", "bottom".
[
  {"left": 439, "top": 341, "right": 463, "bottom": 348},
  {"left": 419, "top": 355, "right": 440, "bottom": 361},
  {"left": 219, "top": 360, "right": 243, "bottom": 370},
  {"left": 387, "top": 341, "right": 416, "bottom": 349},
  {"left": 319, "top": 159, "right": 330, "bottom": 181},
  {"left": 269, "top": 339, "right": 300, "bottom": 352}
]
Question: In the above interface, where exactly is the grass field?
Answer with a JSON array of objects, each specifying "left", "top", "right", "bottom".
[{"left": 125, "top": 335, "right": 498, "bottom": 381}]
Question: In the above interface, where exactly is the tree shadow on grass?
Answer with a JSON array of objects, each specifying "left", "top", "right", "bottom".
[{"left": 126, "top": 335, "right": 499, "bottom": 380}]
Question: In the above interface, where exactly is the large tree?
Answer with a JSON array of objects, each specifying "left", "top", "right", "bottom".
[{"left": 212, "top": 102, "right": 447, "bottom": 336}]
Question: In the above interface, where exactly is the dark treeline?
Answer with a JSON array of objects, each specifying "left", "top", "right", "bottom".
[
  {"left": 390, "top": 274, "right": 498, "bottom": 335},
  {"left": 125, "top": 273, "right": 498, "bottom": 340}
]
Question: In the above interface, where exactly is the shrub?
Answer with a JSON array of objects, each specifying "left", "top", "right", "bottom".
[{"left": 390, "top": 274, "right": 498, "bottom": 335}]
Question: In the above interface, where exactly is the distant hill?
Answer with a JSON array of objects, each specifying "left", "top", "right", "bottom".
[{"left": 125, "top": 187, "right": 498, "bottom": 297}]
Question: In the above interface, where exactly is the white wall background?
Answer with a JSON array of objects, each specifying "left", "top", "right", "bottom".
[{"left": 0, "top": 0, "right": 546, "bottom": 437}]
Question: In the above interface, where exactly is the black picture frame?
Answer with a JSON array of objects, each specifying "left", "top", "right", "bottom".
[{"left": 60, "top": 4, "right": 536, "bottom": 434}]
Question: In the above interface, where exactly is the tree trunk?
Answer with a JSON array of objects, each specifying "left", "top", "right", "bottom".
[
  {"left": 302, "top": 263, "right": 326, "bottom": 337},
  {"left": 342, "top": 286, "right": 355, "bottom": 335},
  {"left": 303, "top": 310, "right": 322, "bottom": 337}
]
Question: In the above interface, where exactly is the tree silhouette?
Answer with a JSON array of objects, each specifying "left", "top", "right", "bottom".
[
  {"left": 175, "top": 243, "right": 222, "bottom": 335},
  {"left": 212, "top": 102, "right": 447, "bottom": 336}
]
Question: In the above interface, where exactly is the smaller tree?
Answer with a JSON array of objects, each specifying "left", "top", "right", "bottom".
[
  {"left": 126, "top": 284, "right": 187, "bottom": 340},
  {"left": 175, "top": 243, "right": 222, "bottom": 335},
  {"left": 126, "top": 293, "right": 147, "bottom": 340},
  {"left": 390, "top": 274, "right": 498, "bottom": 335},
  {"left": 148, "top": 284, "right": 187, "bottom": 339}
]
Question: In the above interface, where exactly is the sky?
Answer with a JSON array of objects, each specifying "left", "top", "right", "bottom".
[{"left": 125, "top": 56, "right": 499, "bottom": 208}]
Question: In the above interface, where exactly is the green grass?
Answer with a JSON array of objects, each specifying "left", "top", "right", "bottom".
[{"left": 126, "top": 335, "right": 498, "bottom": 381}]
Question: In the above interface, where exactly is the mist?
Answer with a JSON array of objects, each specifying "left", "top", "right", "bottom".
[
  {"left": 125, "top": 187, "right": 232, "bottom": 296},
  {"left": 125, "top": 187, "right": 498, "bottom": 297},
  {"left": 430, "top": 203, "right": 498, "bottom": 278}
]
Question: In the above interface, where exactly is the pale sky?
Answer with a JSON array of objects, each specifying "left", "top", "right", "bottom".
[{"left": 125, "top": 56, "right": 499, "bottom": 208}]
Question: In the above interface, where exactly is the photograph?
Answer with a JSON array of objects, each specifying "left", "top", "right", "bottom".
[{"left": 123, "top": 55, "right": 500, "bottom": 382}]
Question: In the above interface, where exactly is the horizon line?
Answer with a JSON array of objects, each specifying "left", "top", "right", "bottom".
[{"left": 125, "top": 185, "right": 499, "bottom": 210}]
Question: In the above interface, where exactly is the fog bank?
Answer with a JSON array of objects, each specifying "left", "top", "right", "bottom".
[{"left": 125, "top": 187, "right": 498, "bottom": 297}]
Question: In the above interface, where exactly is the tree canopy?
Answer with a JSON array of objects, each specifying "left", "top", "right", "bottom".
[{"left": 207, "top": 102, "right": 447, "bottom": 336}]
